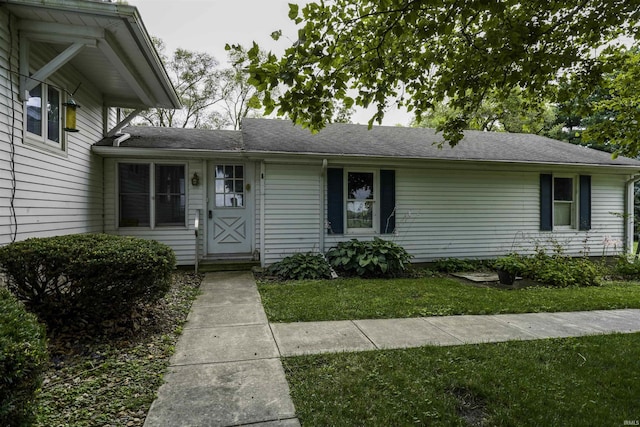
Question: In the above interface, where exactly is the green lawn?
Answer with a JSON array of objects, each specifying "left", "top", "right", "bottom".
[
  {"left": 258, "top": 277, "right": 640, "bottom": 322},
  {"left": 283, "top": 333, "right": 640, "bottom": 426}
]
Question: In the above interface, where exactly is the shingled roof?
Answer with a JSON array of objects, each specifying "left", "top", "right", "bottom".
[{"left": 95, "top": 118, "right": 640, "bottom": 168}]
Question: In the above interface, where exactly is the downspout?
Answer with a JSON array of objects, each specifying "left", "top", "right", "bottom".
[
  {"left": 320, "top": 159, "right": 328, "bottom": 253},
  {"left": 624, "top": 174, "right": 640, "bottom": 254},
  {"left": 113, "top": 133, "right": 130, "bottom": 147},
  {"left": 260, "top": 161, "right": 266, "bottom": 267}
]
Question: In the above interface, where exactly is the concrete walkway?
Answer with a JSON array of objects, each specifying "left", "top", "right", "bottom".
[{"left": 145, "top": 271, "right": 640, "bottom": 427}]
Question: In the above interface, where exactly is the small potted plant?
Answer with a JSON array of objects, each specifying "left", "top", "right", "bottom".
[{"left": 494, "top": 253, "right": 525, "bottom": 285}]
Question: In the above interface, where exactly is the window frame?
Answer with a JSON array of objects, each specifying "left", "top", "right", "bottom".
[
  {"left": 344, "top": 169, "right": 379, "bottom": 234},
  {"left": 552, "top": 175, "right": 577, "bottom": 230},
  {"left": 117, "top": 161, "right": 188, "bottom": 229},
  {"left": 23, "top": 81, "right": 66, "bottom": 154}
]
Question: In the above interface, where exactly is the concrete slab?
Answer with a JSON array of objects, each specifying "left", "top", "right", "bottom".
[
  {"left": 144, "top": 359, "right": 297, "bottom": 427},
  {"left": 452, "top": 272, "right": 499, "bottom": 282},
  {"left": 172, "top": 324, "right": 279, "bottom": 365},
  {"left": 425, "top": 315, "right": 537, "bottom": 344},
  {"left": 271, "top": 321, "right": 376, "bottom": 356},
  {"left": 491, "top": 312, "right": 600, "bottom": 338},
  {"left": 192, "top": 286, "right": 262, "bottom": 306},
  {"left": 354, "top": 318, "right": 463, "bottom": 348},
  {"left": 550, "top": 310, "right": 640, "bottom": 333},
  {"left": 201, "top": 271, "right": 258, "bottom": 289},
  {"left": 186, "top": 304, "right": 268, "bottom": 328}
]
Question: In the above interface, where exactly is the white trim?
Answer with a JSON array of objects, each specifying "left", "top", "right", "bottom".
[
  {"left": 344, "top": 169, "right": 379, "bottom": 235},
  {"left": 552, "top": 175, "right": 577, "bottom": 230},
  {"left": 115, "top": 160, "right": 189, "bottom": 230}
]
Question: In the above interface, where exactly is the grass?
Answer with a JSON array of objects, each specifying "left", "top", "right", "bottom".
[
  {"left": 258, "top": 276, "right": 640, "bottom": 322},
  {"left": 283, "top": 333, "right": 640, "bottom": 426},
  {"left": 34, "top": 272, "right": 201, "bottom": 427}
]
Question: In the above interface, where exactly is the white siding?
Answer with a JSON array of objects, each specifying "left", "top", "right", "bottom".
[
  {"left": 0, "top": 10, "right": 103, "bottom": 245},
  {"left": 320, "top": 166, "right": 628, "bottom": 263},
  {"left": 262, "top": 163, "right": 322, "bottom": 265},
  {"left": 103, "top": 158, "right": 206, "bottom": 265}
]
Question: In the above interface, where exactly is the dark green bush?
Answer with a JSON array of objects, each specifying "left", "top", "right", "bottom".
[
  {"left": 517, "top": 249, "right": 601, "bottom": 287},
  {"left": 612, "top": 255, "right": 640, "bottom": 279},
  {"left": 267, "top": 253, "right": 332, "bottom": 280},
  {"left": 0, "top": 234, "right": 176, "bottom": 323},
  {"left": 0, "top": 289, "right": 48, "bottom": 426},
  {"left": 433, "top": 258, "right": 491, "bottom": 273},
  {"left": 326, "top": 238, "right": 412, "bottom": 278}
]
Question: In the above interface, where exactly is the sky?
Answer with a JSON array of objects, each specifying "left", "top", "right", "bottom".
[{"left": 127, "top": 0, "right": 412, "bottom": 126}]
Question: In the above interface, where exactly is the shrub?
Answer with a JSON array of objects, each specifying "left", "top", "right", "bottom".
[
  {"left": 326, "top": 238, "right": 412, "bottom": 278},
  {"left": 433, "top": 258, "right": 491, "bottom": 273},
  {"left": 0, "top": 234, "right": 176, "bottom": 323},
  {"left": 0, "top": 289, "right": 48, "bottom": 426},
  {"left": 612, "top": 255, "right": 640, "bottom": 279},
  {"left": 518, "top": 249, "right": 601, "bottom": 287},
  {"left": 267, "top": 253, "right": 332, "bottom": 280}
]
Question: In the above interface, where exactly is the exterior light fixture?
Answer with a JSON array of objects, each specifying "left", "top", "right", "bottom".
[
  {"left": 63, "top": 97, "right": 80, "bottom": 132},
  {"left": 191, "top": 172, "right": 200, "bottom": 186}
]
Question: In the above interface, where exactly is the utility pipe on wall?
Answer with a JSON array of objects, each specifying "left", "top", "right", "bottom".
[{"left": 320, "top": 159, "right": 328, "bottom": 253}]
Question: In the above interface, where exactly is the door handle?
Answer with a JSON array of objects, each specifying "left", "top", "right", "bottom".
[{"left": 208, "top": 210, "right": 213, "bottom": 219}]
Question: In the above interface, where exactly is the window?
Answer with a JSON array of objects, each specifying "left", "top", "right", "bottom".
[
  {"left": 327, "top": 168, "right": 395, "bottom": 235},
  {"left": 540, "top": 174, "right": 591, "bottom": 231},
  {"left": 118, "top": 163, "right": 186, "bottom": 228},
  {"left": 25, "top": 83, "right": 63, "bottom": 149},
  {"left": 214, "top": 165, "right": 244, "bottom": 207},
  {"left": 346, "top": 171, "right": 376, "bottom": 232},
  {"left": 553, "top": 177, "right": 575, "bottom": 227},
  {"left": 156, "top": 165, "right": 186, "bottom": 225}
]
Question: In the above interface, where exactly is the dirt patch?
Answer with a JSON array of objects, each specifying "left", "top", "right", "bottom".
[{"left": 449, "top": 386, "right": 488, "bottom": 426}]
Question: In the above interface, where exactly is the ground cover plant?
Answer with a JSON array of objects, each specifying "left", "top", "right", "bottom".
[
  {"left": 283, "top": 333, "right": 640, "bottom": 426},
  {"left": 258, "top": 277, "right": 640, "bottom": 322},
  {"left": 33, "top": 272, "right": 201, "bottom": 427},
  {"left": 326, "top": 238, "right": 412, "bottom": 278}
]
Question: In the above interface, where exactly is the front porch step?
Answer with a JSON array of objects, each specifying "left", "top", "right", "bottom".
[{"left": 196, "top": 260, "right": 260, "bottom": 272}]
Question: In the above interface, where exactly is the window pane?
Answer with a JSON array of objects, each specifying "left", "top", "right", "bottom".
[
  {"left": 26, "top": 84, "right": 42, "bottom": 136},
  {"left": 347, "top": 201, "right": 373, "bottom": 229},
  {"left": 554, "top": 178, "right": 573, "bottom": 201},
  {"left": 119, "top": 163, "right": 150, "bottom": 227},
  {"left": 155, "top": 165, "right": 185, "bottom": 226},
  {"left": 348, "top": 172, "right": 374, "bottom": 200},
  {"left": 554, "top": 202, "right": 572, "bottom": 226},
  {"left": 47, "top": 86, "right": 60, "bottom": 143},
  {"left": 225, "top": 165, "right": 234, "bottom": 178},
  {"left": 235, "top": 165, "right": 244, "bottom": 178}
]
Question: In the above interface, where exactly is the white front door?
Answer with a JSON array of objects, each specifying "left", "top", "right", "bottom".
[{"left": 208, "top": 162, "right": 253, "bottom": 255}]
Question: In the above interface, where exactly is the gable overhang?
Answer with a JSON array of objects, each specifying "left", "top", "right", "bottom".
[{"left": 2, "top": 0, "right": 180, "bottom": 110}]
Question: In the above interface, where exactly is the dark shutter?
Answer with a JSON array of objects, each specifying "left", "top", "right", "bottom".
[
  {"left": 327, "top": 168, "right": 344, "bottom": 234},
  {"left": 540, "top": 174, "right": 553, "bottom": 231},
  {"left": 380, "top": 169, "right": 396, "bottom": 234},
  {"left": 579, "top": 175, "right": 591, "bottom": 230}
]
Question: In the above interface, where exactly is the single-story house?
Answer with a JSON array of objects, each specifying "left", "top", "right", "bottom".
[
  {"left": 94, "top": 119, "right": 640, "bottom": 266},
  {"left": 3, "top": 0, "right": 640, "bottom": 268}
]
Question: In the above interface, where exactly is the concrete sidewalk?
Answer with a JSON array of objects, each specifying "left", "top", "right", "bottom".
[
  {"left": 144, "top": 271, "right": 299, "bottom": 427},
  {"left": 145, "top": 271, "right": 640, "bottom": 427}
]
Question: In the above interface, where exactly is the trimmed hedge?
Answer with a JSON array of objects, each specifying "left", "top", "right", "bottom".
[
  {"left": 0, "top": 234, "right": 176, "bottom": 323},
  {"left": 0, "top": 288, "right": 48, "bottom": 426}
]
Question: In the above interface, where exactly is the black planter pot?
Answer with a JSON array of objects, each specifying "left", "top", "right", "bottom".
[{"left": 497, "top": 269, "right": 516, "bottom": 285}]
